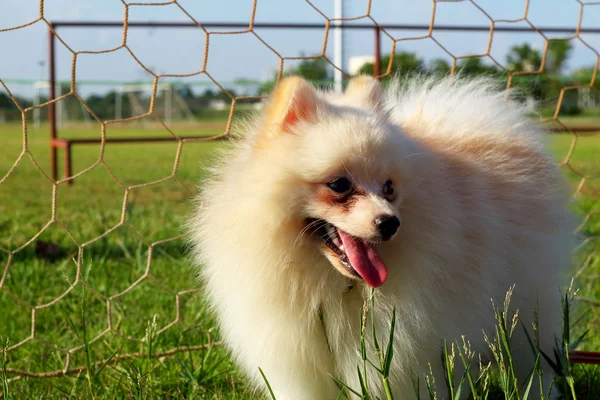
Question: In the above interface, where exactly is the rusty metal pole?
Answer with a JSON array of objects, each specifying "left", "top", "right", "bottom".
[
  {"left": 48, "top": 24, "right": 57, "bottom": 182},
  {"left": 64, "top": 142, "right": 72, "bottom": 181},
  {"left": 374, "top": 26, "right": 381, "bottom": 77}
]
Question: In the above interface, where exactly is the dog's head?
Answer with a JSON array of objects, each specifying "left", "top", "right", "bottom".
[{"left": 252, "top": 75, "right": 417, "bottom": 288}]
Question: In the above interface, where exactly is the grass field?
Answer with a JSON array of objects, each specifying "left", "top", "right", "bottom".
[{"left": 1, "top": 115, "right": 600, "bottom": 399}]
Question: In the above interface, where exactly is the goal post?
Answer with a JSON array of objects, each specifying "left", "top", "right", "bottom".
[
  {"left": 32, "top": 80, "right": 197, "bottom": 128},
  {"left": 116, "top": 82, "right": 196, "bottom": 127},
  {"left": 33, "top": 80, "right": 94, "bottom": 129}
]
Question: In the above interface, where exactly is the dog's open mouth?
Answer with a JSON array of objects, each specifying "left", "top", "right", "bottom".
[{"left": 308, "top": 219, "right": 388, "bottom": 288}]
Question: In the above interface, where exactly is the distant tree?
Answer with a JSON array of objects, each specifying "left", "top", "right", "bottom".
[
  {"left": 506, "top": 43, "right": 571, "bottom": 104},
  {"left": 455, "top": 57, "right": 500, "bottom": 75},
  {"left": 428, "top": 58, "right": 452, "bottom": 75},
  {"left": 294, "top": 57, "right": 332, "bottom": 83},
  {"left": 201, "top": 89, "right": 216, "bottom": 99},
  {"left": 176, "top": 84, "right": 195, "bottom": 100},
  {"left": 196, "top": 88, "right": 234, "bottom": 102},
  {"left": 215, "top": 88, "right": 235, "bottom": 102},
  {"left": 573, "top": 66, "right": 599, "bottom": 87},
  {"left": 506, "top": 43, "right": 542, "bottom": 72},
  {"left": 0, "top": 92, "right": 28, "bottom": 120},
  {"left": 86, "top": 91, "right": 130, "bottom": 119},
  {"left": 357, "top": 52, "right": 424, "bottom": 77},
  {"left": 258, "top": 56, "right": 333, "bottom": 95},
  {"left": 571, "top": 66, "right": 600, "bottom": 110},
  {"left": 546, "top": 40, "right": 573, "bottom": 75},
  {"left": 506, "top": 41, "right": 575, "bottom": 105},
  {"left": 0, "top": 92, "right": 13, "bottom": 108}
]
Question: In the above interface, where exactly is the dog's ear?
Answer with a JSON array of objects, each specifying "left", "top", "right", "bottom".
[
  {"left": 345, "top": 75, "right": 384, "bottom": 109},
  {"left": 264, "top": 76, "right": 320, "bottom": 136}
]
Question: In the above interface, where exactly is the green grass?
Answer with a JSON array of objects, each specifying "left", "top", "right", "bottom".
[
  {"left": 0, "top": 116, "right": 599, "bottom": 399},
  {"left": 0, "top": 120, "right": 251, "bottom": 399}
]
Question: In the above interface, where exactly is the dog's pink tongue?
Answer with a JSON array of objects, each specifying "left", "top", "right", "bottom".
[{"left": 337, "top": 230, "right": 388, "bottom": 288}]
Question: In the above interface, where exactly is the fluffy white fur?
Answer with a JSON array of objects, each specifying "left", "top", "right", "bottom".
[{"left": 188, "top": 75, "right": 577, "bottom": 399}]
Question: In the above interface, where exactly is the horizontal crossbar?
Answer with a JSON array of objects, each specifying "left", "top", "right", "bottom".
[
  {"left": 50, "top": 21, "right": 600, "bottom": 34},
  {"left": 51, "top": 136, "right": 228, "bottom": 148},
  {"left": 48, "top": 124, "right": 599, "bottom": 185},
  {"left": 50, "top": 126, "right": 600, "bottom": 149},
  {"left": 570, "top": 350, "right": 600, "bottom": 365}
]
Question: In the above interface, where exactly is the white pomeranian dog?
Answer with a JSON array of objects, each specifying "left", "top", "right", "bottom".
[{"left": 189, "top": 74, "right": 577, "bottom": 399}]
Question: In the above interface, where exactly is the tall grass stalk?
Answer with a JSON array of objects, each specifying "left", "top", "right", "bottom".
[{"left": 293, "top": 284, "right": 586, "bottom": 399}]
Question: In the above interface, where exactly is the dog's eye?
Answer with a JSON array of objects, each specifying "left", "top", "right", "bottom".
[
  {"left": 327, "top": 177, "right": 352, "bottom": 193},
  {"left": 383, "top": 179, "right": 394, "bottom": 196}
]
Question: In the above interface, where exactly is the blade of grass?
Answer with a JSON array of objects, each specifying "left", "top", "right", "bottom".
[
  {"left": 1, "top": 338, "right": 11, "bottom": 400},
  {"left": 259, "top": 367, "right": 277, "bottom": 400},
  {"left": 441, "top": 340, "right": 455, "bottom": 399},
  {"left": 456, "top": 338, "right": 477, "bottom": 399},
  {"left": 411, "top": 371, "right": 421, "bottom": 400},
  {"left": 522, "top": 354, "right": 540, "bottom": 400},
  {"left": 381, "top": 308, "right": 396, "bottom": 400},
  {"left": 370, "top": 288, "right": 381, "bottom": 361},
  {"left": 360, "top": 299, "right": 370, "bottom": 395},
  {"left": 336, "top": 387, "right": 350, "bottom": 400},
  {"left": 357, "top": 365, "right": 369, "bottom": 398},
  {"left": 329, "top": 373, "right": 364, "bottom": 398}
]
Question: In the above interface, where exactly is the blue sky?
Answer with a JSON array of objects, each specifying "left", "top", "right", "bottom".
[{"left": 0, "top": 0, "right": 598, "bottom": 97}]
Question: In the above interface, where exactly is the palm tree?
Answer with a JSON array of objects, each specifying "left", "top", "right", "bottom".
[
  {"left": 506, "top": 43, "right": 542, "bottom": 72},
  {"left": 546, "top": 40, "right": 573, "bottom": 75}
]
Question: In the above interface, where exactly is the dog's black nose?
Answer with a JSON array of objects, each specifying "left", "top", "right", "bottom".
[{"left": 374, "top": 215, "right": 400, "bottom": 241}]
